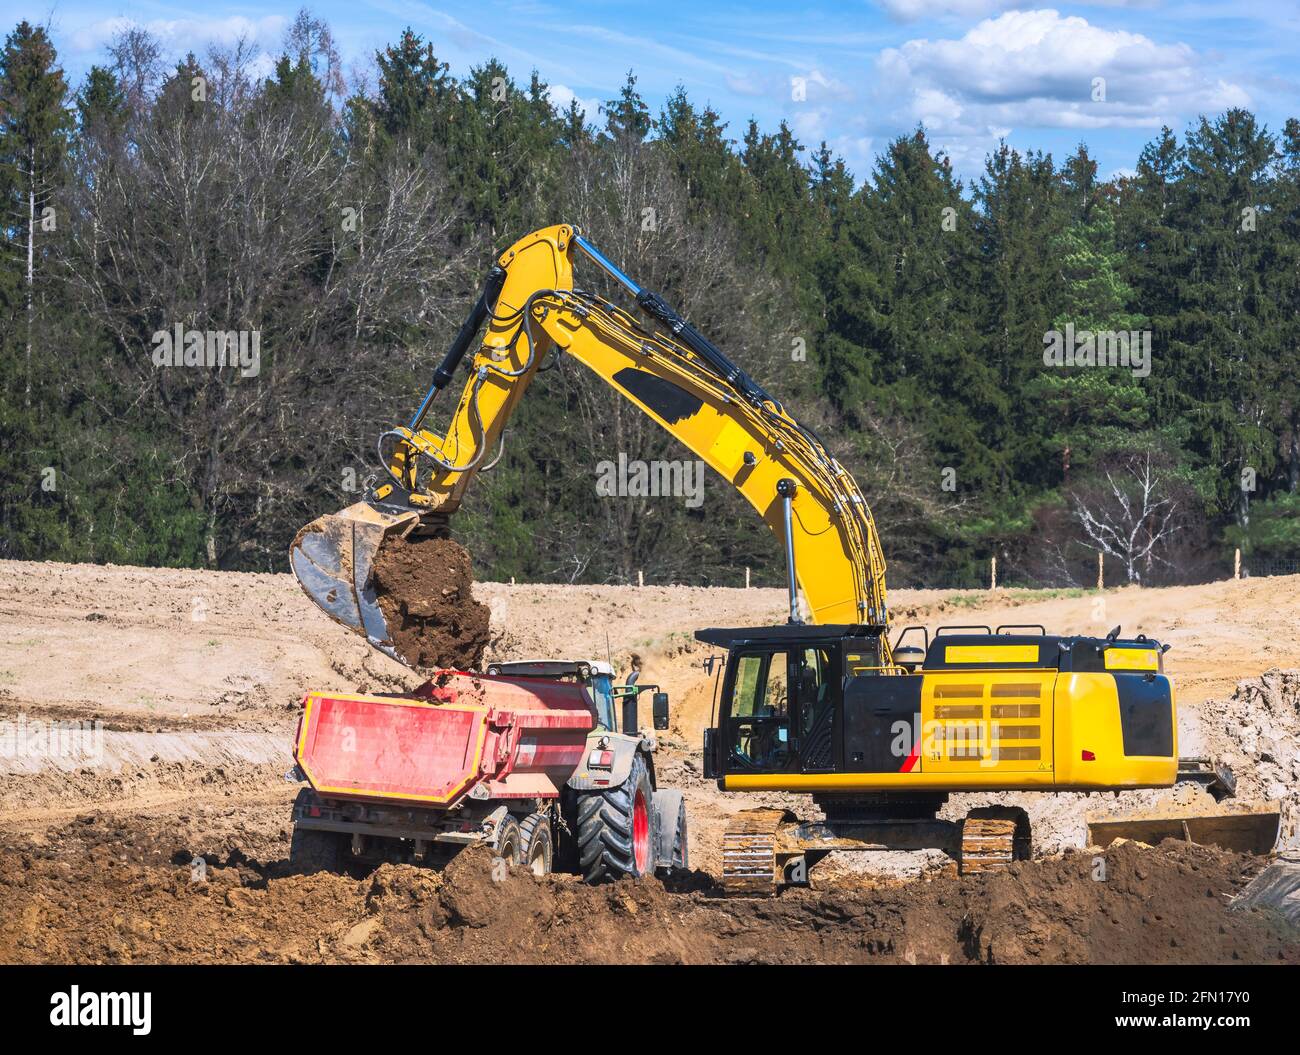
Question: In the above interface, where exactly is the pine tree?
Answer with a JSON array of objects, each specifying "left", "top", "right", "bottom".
[
  {"left": 0, "top": 21, "right": 69, "bottom": 407},
  {"left": 1165, "top": 111, "right": 1278, "bottom": 529},
  {"left": 656, "top": 86, "right": 739, "bottom": 218},
  {"left": 371, "top": 28, "right": 454, "bottom": 157},
  {"left": 973, "top": 144, "right": 1067, "bottom": 498},
  {"left": 0, "top": 21, "right": 71, "bottom": 557},
  {"left": 602, "top": 70, "right": 650, "bottom": 142},
  {"left": 1028, "top": 150, "right": 1151, "bottom": 486}
]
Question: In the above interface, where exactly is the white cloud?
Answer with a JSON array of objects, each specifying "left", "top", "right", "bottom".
[
  {"left": 791, "top": 108, "right": 831, "bottom": 143},
  {"left": 911, "top": 87, "right": 964, "bottom": 126},
  {"left": 875, "top": 0, "right": 1155, "bottom": 21},
  {"left": 69, "top": 16, "right": 288, "bottom": 57},
  {"left": 877, "top": 9, "right": 1250, "bottom": 136},
  {"left": 546, "top": 83, "right": 601, "bottom": 119}
]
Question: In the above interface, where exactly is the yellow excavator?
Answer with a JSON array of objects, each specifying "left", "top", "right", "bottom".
[{"left": 291, "top": 224, "right": 1280, "bottom": 893}]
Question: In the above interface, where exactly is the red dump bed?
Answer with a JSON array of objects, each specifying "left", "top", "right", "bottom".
[{"left": 294, "top": 671, "right": 596, "bottom": 808}]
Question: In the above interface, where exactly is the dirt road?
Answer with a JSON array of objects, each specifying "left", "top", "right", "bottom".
[{"left": 2, "top": 560, "right": 1298, "bottom": 963}]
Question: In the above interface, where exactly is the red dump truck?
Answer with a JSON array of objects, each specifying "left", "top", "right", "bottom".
[{"left": 288, "top": 660, "right": 688, "bottom": 882}]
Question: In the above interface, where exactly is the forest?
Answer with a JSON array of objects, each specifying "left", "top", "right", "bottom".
[{"left": 2, "top": 12, "right": 1298, "bottom": 589}]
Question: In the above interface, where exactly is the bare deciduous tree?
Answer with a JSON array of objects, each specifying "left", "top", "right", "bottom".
[
  {"left": 58, "top": 50, "right": 470, "bottom": 569},
  {"left": 106, "top": 27, "right": 162, "bottom": 112},
  {"left": 283, "top": 8, "right": 345, "bottom": 103},
  {"left": 539, "top": 130, "right": 793, "bottom": 585},
  {"left": 1068, "top": 448, "right": 1185, "bottom": 584}
]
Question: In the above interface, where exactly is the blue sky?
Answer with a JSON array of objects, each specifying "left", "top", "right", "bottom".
[{"left": 14, "top": 1, "right": 1300, "bottom": 183}]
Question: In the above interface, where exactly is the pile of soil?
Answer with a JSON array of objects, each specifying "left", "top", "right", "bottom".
[
  {"left": 372, "top": 536, "right": 491, "bottom": 671},
  {"left": 2, "top": 816, "right": 1296, "bottom": 965},
  {"left": 1199, "top": 668, "right": 1300, "bottom": 847}
]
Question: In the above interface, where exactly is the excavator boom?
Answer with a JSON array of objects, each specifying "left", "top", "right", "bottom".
[{"left": 291, "top": 224, "right": 888, "bottom": 658}]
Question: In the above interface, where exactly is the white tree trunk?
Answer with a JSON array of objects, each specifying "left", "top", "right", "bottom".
[{"left": 26, "top": 144, "right": 35, "bottom": 409}]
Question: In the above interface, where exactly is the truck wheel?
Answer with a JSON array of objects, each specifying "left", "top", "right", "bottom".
[
  {"left": 494, "top": 814, "right": 521, "bottom": 866},
  {"left": 289, "top": 824, "right": 348, "bottom": 873},
  {"left": 519, "top": 812, "right": 553, "bottom": 876},
  {"left": 289, "top": 789, "right": 348, "bottom": 874},
  {"left": 577, "top": 751, "right": 656, "bottom": 883}
]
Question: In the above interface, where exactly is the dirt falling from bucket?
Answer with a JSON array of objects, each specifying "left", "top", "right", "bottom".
[{"left": 371, "top": 535, "right": 491, "bottom": 671}]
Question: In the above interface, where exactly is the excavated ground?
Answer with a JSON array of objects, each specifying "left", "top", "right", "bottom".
[
  {"left": 2, "top": 817, "right": 1294, "bottom": 965},
  {"left": 2, "top": 559, "right": 1299, "bottom": 964}
]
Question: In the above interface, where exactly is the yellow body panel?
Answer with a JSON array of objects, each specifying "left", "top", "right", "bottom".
[
  {"left": 1104, "top": 647, "right": 1159, "bottom": 671},
  {"left": 1053, "top": 673, "right": 1178, "bottom": 789},
  {"left": 943, "top": 643, "right": 1040, "bottom": 664}
]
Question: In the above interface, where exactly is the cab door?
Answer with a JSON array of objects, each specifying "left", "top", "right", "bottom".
[
  {"left": 791, "top": 645, "right": 837, "bottom": 772},
  {"left": 722, "top": 649, "right": 794, "bottom": 774}
]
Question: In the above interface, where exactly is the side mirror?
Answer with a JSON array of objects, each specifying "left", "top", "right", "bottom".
[
  {"left": 621, "top": 694, "right": 638, "bottom": 735},
  {"left": 652, "top": 691, "right": 669, "bottom": 730},
  {"left": 702, "top": 727, "right": 718, "bottom": 780}
]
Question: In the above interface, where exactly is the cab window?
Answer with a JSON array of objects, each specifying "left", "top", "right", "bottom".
[
  {"left": 795, "top": 647, "right": 832, "bottom": 737},
  {"left": 727, "top": 651, "right": 792, "bottom": 770},
  {"left": 590, "top": 673, "right": 616, "bottom": 731}
]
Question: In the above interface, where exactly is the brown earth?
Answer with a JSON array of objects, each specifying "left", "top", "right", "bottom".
[
  {"left": 2, "top": 559, "right": 1299, "bottom": 963},
  {"left": 372, "top": 536, "right": 492, "bottom": 670},
  {"left": 1, "top": 816, "right": 1293, "bottom": 965}
]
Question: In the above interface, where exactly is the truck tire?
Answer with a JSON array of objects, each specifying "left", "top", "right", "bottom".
[
  {"left": 289, "top": 824, "right": 349, "bottom": 874},
  {"left": 576, "top": 751, "right": 657, "bottom": 883},
  {"left": 289, "top": 789, "right": 348, "bottom": 874},
  {"left": 519, "top": 812, "right": 553, "bottom": 876},
  {"left": 494, "top": 814, "right": 521, "bottom": 866},
  {"left": 289, "top": 825, "right": 348, "bottom": 873}
]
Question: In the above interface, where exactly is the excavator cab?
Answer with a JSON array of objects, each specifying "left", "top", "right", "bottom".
[{"left": 699, "top": 625, "right": 887, "bottom": 780}]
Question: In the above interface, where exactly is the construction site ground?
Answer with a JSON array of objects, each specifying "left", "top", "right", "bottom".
[{"left": 2, "top": 559, "right": 1298, "bottom": 964}]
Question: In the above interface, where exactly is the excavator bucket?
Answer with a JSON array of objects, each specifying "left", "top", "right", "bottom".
[
  {"left": 289, "top": 500, "right": 421, "bottom": 661},
  {"left": 1086, "top": 800, "right": 1282, "bottom": 855}
]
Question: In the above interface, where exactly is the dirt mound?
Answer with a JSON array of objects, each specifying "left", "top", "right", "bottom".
[
  {"left": 2, "top": 817, "right": 1296, "bottom": 964},
  {"left": 372, "top": 536, "right": 491, "bottom": 670},
  {"left": 1198, "top": 668, "right": 1300, "bottom": 847}
]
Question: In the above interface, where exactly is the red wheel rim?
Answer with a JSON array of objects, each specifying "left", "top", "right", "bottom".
[{"left": 633, "top": 790, "right": 650, "bottom": 873}]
